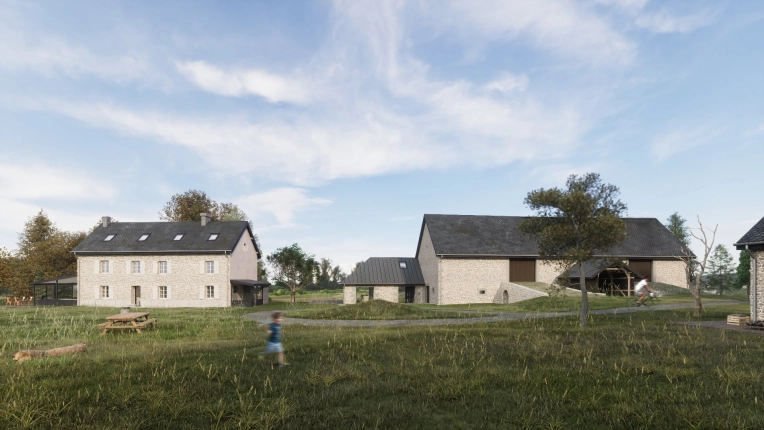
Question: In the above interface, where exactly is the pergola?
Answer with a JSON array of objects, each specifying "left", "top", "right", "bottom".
[
  {"left": 230, "top": 279, "right": 271, "bottom": 306},
  {"left": 563, "top": 260, "right": 645, "bottom": 296},
  {"left": 30, "top": 275, "right": 78, "bottom": 306}
]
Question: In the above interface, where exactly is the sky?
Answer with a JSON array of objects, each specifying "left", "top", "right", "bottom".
[{"left": 1, "top": 0, "right": 763, "bottom": 272}]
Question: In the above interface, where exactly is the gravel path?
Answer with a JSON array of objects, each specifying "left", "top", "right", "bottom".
[{"left": 242, "top": 300, "right": 744, "bottom": 327}]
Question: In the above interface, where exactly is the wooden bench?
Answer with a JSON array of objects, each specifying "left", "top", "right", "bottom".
[{"left": 99, "top": 312, "right": 157, "bottom": 335}]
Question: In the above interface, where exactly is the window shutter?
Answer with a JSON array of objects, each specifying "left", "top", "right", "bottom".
[
  {"left": 109, "top": 260, "right": 114, "bottom": 274},
  {"left": 94, "top": 261, "right": 99, "bottom": 274},
  {"left": 213, "top": 261, "right": 218, "bottom": 274},
  {"left": 153, "top": 261, "right": 157, "bottom": 274},
  {"left": 167, "top": 261, "right": 172, "bottom": 274},
  {"left": 94, "top": 286, "right": 99, "bottom": 299},
  {"left": 199, "top": 261, "right": 204, "bottom": 274},
  {"left": 199, "top": 286, "right": 205, "bottom": 299},
  {"left": 126, "top": 261, "right": 130, "bottom": 274},
  {"left": 152, "top": 286, "right": 158, "bottom": 299},
  {"left": 213, "top": 285, "right": 219, "bottom": 299},
  {"left": 140, "top": 261, "right": 144, "bottom": 274},
  {"left": 167, "top": 286, "right": 172, "bottom": 300}
]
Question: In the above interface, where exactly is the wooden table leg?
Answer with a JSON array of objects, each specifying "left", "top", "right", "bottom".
[
  {"left": 101, "top": 321, "right": 112, "bottom": 336},
  {"left": 131, "top": 320, "right": 142, "bottom": 333}
]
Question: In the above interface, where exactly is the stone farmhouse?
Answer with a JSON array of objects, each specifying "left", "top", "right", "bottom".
[
  {"left": 72, "top": 215, "right": 269, "bottom": 308},
  {"left": 734, "top": 216, "right": 764, "bottom": 322},
  {"left": 344, "top": 214, "right": 689, "bottom": 305}
]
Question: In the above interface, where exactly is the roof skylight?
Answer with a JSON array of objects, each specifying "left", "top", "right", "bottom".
[
  {"left": 173, "top": 234, "right": 184, "bottom": 241},
  {"left": 103, "top": 234, "right": 115, "bottom": 242},
  {"left": 208, "top": 233, "right": 219, "bottom": 241},
  {"left": 399, "top": 261, "right": 407, "bottom": 269},
  {"left": 138, "top": 234, "right": 150, "bottom": 241}
]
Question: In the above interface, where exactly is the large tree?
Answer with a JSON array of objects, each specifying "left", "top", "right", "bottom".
[
  {"left": 159, "top": 189, "right": 244, "bottom": 222},
  {"left": 11, "top": 210, "right": 86, "bottom": 295},
  {"left": 519, "top": 173, "right": 628, "bottom": 328},
  {"left": 665, "top": 212, "right": 691, "bottom": 249},
  {"left": 267, "top": 244, "right": 317, "bottom": 303},
  {"left": 685, "top": 216, "right": 717, "bottom": 317},
  {"left": 706, "top": 244, "right": 735, "bottom": 295},
  {"left": 733, "top": 250, "right": 750, "bottom": 291}
]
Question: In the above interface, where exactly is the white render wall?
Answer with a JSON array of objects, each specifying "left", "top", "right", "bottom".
[
  {"left": 343, "top": 286, "right": 357, "bottom": 305},
  {"left": 230, "top": 231, "right": 259, "bottom": 280},
  {"left": 417, "top": 225, "right": 439, "bottom": 304},
  {"left": 78, "top": 254, "right": 231, "bottom": 308},
  {"left": 414, "top": 286, "right": 427, "bottom": 304},
  {"left": 438, "top": 258, "right": 509, "bottom": 305}
]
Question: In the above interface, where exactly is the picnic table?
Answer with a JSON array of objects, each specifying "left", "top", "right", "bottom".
[{"left": 98, "top": 312, "right": 157, "bottom": 335}]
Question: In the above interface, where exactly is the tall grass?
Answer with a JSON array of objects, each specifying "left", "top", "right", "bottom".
[{"left": 1, "top": 303, "right": 762, "bottom": 429}]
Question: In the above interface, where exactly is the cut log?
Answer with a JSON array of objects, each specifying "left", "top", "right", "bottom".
[{"left": 13, "top": 343, "right": 87, "bottom": 362}]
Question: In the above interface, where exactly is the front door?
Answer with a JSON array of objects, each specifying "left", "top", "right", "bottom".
[
  {"left": 404, "top": 286, "right": 415, "bottom": 303},
  {"left": 132, "top": 286, "right": 141, "bottom": 306}
]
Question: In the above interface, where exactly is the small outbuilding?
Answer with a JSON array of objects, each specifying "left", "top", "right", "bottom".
[
  {"left": 734, "top": 216, "right": 764, "bottom": 322},
  {"left": 343, "top": 257, "right": 426, "bottom": 304},
  {"left": 30, "top": 275, "right": 78, "bottom": 306}
]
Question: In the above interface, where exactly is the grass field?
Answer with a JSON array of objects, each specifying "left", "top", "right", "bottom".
[{"left": 2, "top": 300, "right": 762, "bottom": 429}]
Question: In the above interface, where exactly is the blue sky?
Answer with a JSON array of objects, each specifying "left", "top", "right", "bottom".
[{"left": 1, "top": 0, "right": 762, "bottom": 271}]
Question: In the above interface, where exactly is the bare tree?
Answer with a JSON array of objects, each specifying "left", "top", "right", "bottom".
[{"left": 686, "top": 216, "right": 717, "bottom": 318}]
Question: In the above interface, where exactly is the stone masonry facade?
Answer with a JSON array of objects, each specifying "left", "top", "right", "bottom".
[
  {"left": 439, "top": 258, "right": 508, "bottom": 305},
  {"left": 752, "top": 251, "right": 764, "bottom": 321},
  {"left": 372, "top": 286, "right": 399, "bottom": 303},
  {"left": 78, "top": 254, "right": 231, "bottom": 307},
  {"left": 652, "top": 259, "right": 689, "bottom": 289},
  {"left": 417, "top": 225, "right": 439, "bottom": 304}
]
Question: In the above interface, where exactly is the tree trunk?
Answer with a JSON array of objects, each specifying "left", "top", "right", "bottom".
[
  {"left": 693, "top": 279, "right": 703, "bottom": 318},
  {"left": 14, "top": 343, "right": 87, "bottom": 362},
  {"left": 291, "top": 290, "right": 296, "bottom": 304},
  {"left": 579, "top": 262, "right": 588, "bottom": 328}
]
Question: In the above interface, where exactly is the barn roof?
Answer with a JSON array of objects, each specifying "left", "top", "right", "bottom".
[{"left": 344, "top": 257, "right": 425, "bottom": 286}]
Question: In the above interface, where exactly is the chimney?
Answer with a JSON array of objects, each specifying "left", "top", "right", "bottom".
[
  {"left": 201, "top": 213, "right": 211, "bottom": 226},
  {"left": 102, "top": 216, "right": 111, "bottom": 228}
]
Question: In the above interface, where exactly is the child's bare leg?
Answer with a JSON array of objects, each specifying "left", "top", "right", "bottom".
[{"left": 277, "top": 352, "right": 284, "bottom": 365}]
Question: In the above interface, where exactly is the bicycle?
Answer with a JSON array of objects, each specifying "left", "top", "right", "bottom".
[{"left": 626, "top": 292, "right": 660, "bottom": 307}]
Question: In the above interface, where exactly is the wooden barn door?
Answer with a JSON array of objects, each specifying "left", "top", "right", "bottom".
[
  {"left": 629, "top": 260, "right": 652, "bottom": 279},
  {"left": 510, "top": 259, "right": 536, "bottom": 282}
]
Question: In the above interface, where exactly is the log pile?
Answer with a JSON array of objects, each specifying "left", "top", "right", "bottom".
[{"left": 13, "top": 343, "right": 87, "bottom": 362}]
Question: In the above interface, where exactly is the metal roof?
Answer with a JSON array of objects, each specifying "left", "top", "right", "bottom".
[
  {"left": 72, "top": 221, "right": 257, "bottom": 255},
  {"left": 344, "top": 257, "right": 425, "bottom": 286},
  {"left": 231, "top": 279, "right": 271, "bottom": 287},
  {"left": 735, "top": 216, "right": 764, "bottom": 247},
  {"left": 562, "top": 260, "right": 644, "bottom": 280},
  {"left": 418, "top": 214, "right": 689, "bottom": 258},
  {"left": 29, "top": 275, "right": 77, "bottom": 285}
]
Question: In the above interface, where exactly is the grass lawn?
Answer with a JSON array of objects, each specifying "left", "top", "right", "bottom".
[
  {"left": 2, "top": 302, "right": 763, "bottom": 429},
  {"left": 286, "top": 300, "right": 490, "bottom": 320}
]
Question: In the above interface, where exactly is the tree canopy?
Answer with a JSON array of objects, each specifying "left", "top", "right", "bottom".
[
  {"left": 665, "top": 212, "right": 691, "bottom": 250},
  {"left": 707, "top": 244, "right": 736, "bottom": 295},
  {"left": 159, "top": 189, "right": 245, "bottom": 222},
  {"left": 734, "top": 250, "right": 750, "bottom": 290},
  {"left": 266, "top": 244, "right": 317, "bottom": 303},
  {"left": 519, "top": 173, "right": 628, "bottom": 328}
]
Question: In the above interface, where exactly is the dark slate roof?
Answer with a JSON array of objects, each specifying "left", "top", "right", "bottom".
[
  {"left": 418, "top": 214, "right": 688, "bottom": 258},
  {"left": 562, "top": 259, "right": 644, "bottom": 280},
  {"left": 344, "top": 257, "right": 425, "bottom": 286},
  {"left": 72, "top": 221, "right": 257, "bottom": 255},
  {"left": 231, "top": 279, "right": 271, "bottom": 287},
  {"left": 734, "top": 216, "right": 764, "bottom": 246}
]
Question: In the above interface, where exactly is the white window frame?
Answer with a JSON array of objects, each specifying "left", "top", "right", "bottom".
[
  {"left": 131, "top": 261, "right": 141, "bottom": 274},
  {"left": 206, "top": 261, "right": 215, "bottom": 274},
  {"left": 138, "top": 233, "right": 150, "bottom": 241},
  {"left": 159, "top": 261, "right": 168, "bottom": 274},
  {"left": 100, "top": 285, "right": 110, "bottom": 299},
  {"left": 100, "top": 260, "right": 110, "bottom": 274},
  {"left": 159, "top": 286, "right": 168, "bottom": 299},
  {"left": 173, "top": 234, "right": 184, "bottom": 241},
  {"left": 103, "top": 234, "right": 115, "bottom": 241},
  {"left": 206, "top": 285, "right": 215, "bottom": 299},
  {"left": 399, "top": 261, "right": 407, "bottom": 269},
  {"left": 208, "top": 233, "right": 219, "bottom": 241}
]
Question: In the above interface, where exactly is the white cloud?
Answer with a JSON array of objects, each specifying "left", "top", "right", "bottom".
[
  {"left": 636, "top": 8, "right": 719, "bottom": 34},
  {"left": 175, "top": 61, "right": 314, "bottom": 104},
  {"left": 649, "top": 126, "right": 722, "bottom": 162},
  {"left": 425, "top": 0, "right": 636, "bottom": 66},
  {"left": 483, "top": 73, "right": 529, "bottom": 94},
  {"left": 238, "top": 188, "right": 331, "bottom": 230},
  {"left": 0, "top": 162, "right": 114, "bottom": 201}
]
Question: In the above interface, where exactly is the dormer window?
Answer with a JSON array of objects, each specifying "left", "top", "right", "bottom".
[
  {"left": 208, "top": 233, "right": 219, "bottom": 241},
  {"left": 138, "top": 234, "right": 150, "bottom": 241},
  {"left": 103, "top": 234, "right": 115, "bottom": 242},
  {"left": 173, "top": 234, "right": 184, "bottom": 241},
  {"left": 399, "top": 261, "right": 407, "bottom": 269}
]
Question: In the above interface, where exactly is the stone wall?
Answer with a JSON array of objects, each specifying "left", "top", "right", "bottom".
[
  {"left": 343, "top": 286, "right": 357, "bottom": 305},
  {"left": 652, "top": 259, "right": 689, "bottom": 288},
  {"left": 495, "top": 282, "right": 548, "bottom": 304},
  {"left": 417, "top": 224, "right": 439, "bottom": 304},
  {"left": 373, "top": 286, "right": 399, "bottom": 303},
  {"left": 752, "top": 252, "right": 760, "bottom": 319},
  {"left": 414, "top": 286, "right": 427, "bottom": 304},
  {"left": 78, "top": 254, "right": 231, "bottom": 308},
  {"left": 536, "top": 260, "right": 562, "bottom": 285},
  {"left": 439, "top": 258, "right": 508, "bottom": 305}
]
